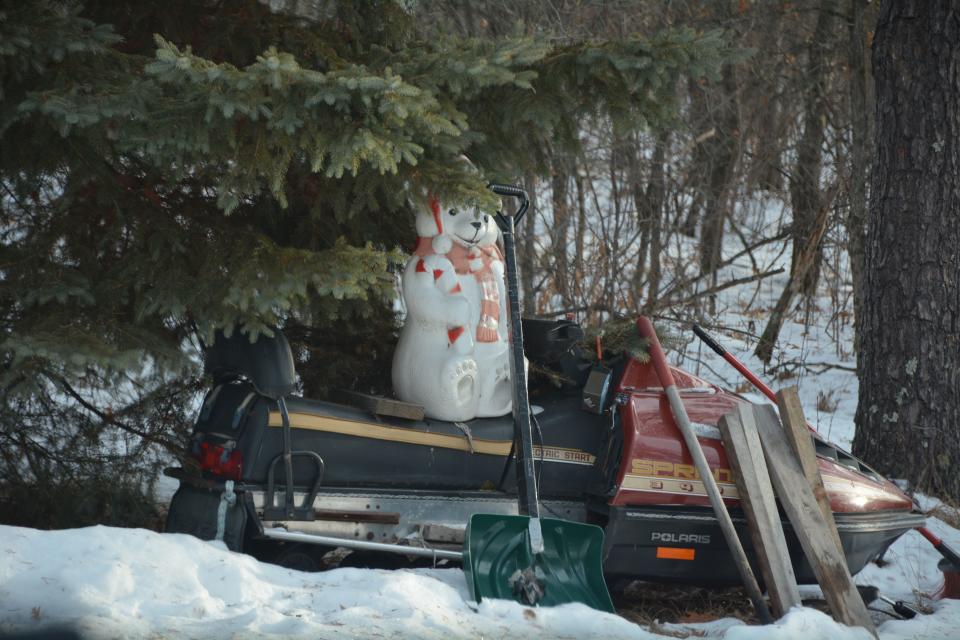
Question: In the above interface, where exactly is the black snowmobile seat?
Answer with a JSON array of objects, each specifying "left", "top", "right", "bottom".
[{"left": 205, "top": 327, "right": 297, "bottom": 400}]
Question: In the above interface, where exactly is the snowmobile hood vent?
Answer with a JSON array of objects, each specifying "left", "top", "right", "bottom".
[{"left": 204, "top": 327, "right": 297, "bottom": 400}]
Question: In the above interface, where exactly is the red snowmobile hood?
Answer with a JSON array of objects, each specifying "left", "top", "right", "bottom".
[{"left": 610, "top": 358, "right": 914, "bottom": 513}]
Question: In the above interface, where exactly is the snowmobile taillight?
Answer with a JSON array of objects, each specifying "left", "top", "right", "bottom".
[{"left": 196, "top": 441, "right": 243, "bottom": 481}]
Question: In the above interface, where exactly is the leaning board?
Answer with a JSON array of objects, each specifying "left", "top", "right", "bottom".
[
  {"left": 776, "top": 386, "right": 844, "bottom": 554},
  {"left": 718, "top": 404, "right": 801, "bottom": 618},
  {"left": 754, "top": 403, "right": 877, "bottom": 636}
]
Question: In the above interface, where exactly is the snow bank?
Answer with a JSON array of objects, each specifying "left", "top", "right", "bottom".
[
  {"left": 0, "top": 524, "right": 657, "bottom": 639},
  {"left": 2, "top": 524, "right": 957, "bottom": 639}
]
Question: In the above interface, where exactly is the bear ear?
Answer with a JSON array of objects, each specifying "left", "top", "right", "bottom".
[
  {"left": 415, "top": 210, "right": 439, "bottom": 238},
  {"left": 415, "top": 196, "right": 444, "bottom": 238}
]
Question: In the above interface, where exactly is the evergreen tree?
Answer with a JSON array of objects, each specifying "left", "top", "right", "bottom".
[{"left": 0, "top": 0, "right": 731, "bottom": 523}]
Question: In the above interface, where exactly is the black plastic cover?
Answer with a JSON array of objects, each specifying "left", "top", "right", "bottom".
[
  {"left": 204, "top": 328, "right": 297, "bottom": 400},
  {"left": 165, "top": 483, "right": 247, "bottom": 551},
  {"left": 522, "top": 318, "right": 584, "bottom": 365}
]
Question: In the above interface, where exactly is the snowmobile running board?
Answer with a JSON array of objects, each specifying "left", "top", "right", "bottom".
[
  {"left": 261, "top": 520, "right": 611, "bottom": 613},
  {"left": 259, "top": 512, "right": 613, "bottom": 616},
  {"left": 260, "top": 527, "right": 463, "bottom": 562}
]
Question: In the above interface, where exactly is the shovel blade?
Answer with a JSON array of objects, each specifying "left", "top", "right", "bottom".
[{"left": 463, "top": 514, "right": 614, "bottom": 612}]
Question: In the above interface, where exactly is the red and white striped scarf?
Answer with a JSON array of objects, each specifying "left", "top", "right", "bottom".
[{"left": 414, "top": 236, "right": 503, "bottom": 345}]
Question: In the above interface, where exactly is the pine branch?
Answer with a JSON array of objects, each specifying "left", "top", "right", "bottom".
[{"left": 43, "top": 372, "right": 185, "bottom": 454}]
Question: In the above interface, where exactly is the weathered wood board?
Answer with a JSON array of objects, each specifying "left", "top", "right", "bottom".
[
  {"left": 776, "top": 386, "right": 844, "bottom": 554},
  {"left": 754, "top": 403, "right": 876, "bottom": 636},
  {"left": 719, "top": 403, "right": 801, "bottom": 618},
  {"left": 335, "top": 389, "right": 425, "bottom": 421}
]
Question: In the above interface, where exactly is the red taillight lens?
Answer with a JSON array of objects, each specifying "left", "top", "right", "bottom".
[
  {"left": 219, "top": 449, "right": 243, "bottom": 480},
  {"left": 196, "top": 441, "right": 243, "bottom": 481},
  {"left": 196, "top": 441, "right": 218, "bottom": 469}
]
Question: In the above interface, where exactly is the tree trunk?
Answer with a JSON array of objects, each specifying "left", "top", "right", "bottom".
[
  {"left": 847, "top": 0, "right": 871, "bottom": 348},
  {"left": 604, "top": 139, "right": 624, "bottom": 318},
  {"left": 630, "top": 134, "right": 652, "bottom": 296},
  {"left": 551, "top": 155, "right": 572, "bottom": 308},
  {"left": 755, "top": 184, "right": 838, "bottom": 364},
  {"left": 853, "top": 0, "right": 960, "bottom": 502},
  {"left": 752, "top": 3, "right": 785, "bottom": 192},
  {"left": 790, "top": 0, "right": 835, "bottom": 299},
  {"left": 574, "top": 168, "right": 587, "bottom": 307},
  {"left": 698, "top": 62, "right": 740, "bottom": 314},
  {"left": 643, "top": 129, "right": 670, "bottom": 313},
  {"left": 682, "top": 75, "right": 709, "bottom": 238}
]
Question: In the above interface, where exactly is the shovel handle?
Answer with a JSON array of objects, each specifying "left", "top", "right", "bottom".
[
  {"left": 490, "top": 183, "right": 529, "bottom": 224},
  {"left": 636, "top": 316, "right": 772, "bottom": 624},
  {"left": 637, "top": 317, "right": 675, "bottom": 388},
  {"left": 489, "top": 183, "right": 527, "bottom": 198},
  {"left": 690, "top": 325, "right": 780, "bottom": 405},
  {"left": 494, "top": 184, "right": 539, "bottom": 520},
  {"left": 693, "top": 324, "right": 726, "bottom": 356},
  {"left": 918, "top": 526, "right": 960, "bottom": 567}
]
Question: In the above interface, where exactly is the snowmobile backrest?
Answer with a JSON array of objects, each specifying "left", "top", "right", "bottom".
[
  {"left": 204, "top": 327, "right": 297, "bottom": 400},
  {"left": 522, "top": 317, "right": 584, "bottom": 365}
]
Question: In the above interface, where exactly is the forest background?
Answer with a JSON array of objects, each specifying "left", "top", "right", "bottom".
[{"left": 1, "top": 0, "right": 939, "bottom": 528}]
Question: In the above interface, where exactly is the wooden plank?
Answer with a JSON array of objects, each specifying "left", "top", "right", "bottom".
[
  {"left": 335, "top": 389, "right": 425, "bottom": 421},
  {"left": 719, "top": 404, "right": 801, "bottom": 618},
  {"left": 754, "top": 403, "right": 877, "bottom": 636},
  {"left": 775, "top": 386, "right": 843, "bottom": 554}
]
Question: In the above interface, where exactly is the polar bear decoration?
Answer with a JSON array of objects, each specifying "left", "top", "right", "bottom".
[{"left": 392, "top": 195, "right": 514, "bottom": 422}]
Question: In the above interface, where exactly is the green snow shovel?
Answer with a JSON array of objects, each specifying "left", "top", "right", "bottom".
[{"left": 462, "top": 183, "right": 613, "bottom": 613}]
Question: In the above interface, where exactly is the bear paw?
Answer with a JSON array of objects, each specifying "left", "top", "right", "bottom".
[{"left": 444, "top": 357, "right": 479, "bottom": 406}]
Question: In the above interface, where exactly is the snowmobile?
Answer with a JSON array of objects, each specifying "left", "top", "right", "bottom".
[
  {"left": 164, "top": 320, "right": 924, "bottom": 581},
  {"left": 165, "top": 193, "right": 928, "bottom": 599}
]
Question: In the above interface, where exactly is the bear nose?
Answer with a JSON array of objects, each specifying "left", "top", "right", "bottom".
[{"left": 471, "top": 221, "right": 482, "bottom": 230}]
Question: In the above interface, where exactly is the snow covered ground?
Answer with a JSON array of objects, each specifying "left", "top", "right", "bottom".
[{"left": 1, "top": 517, "right": 959, "bottom": 640}]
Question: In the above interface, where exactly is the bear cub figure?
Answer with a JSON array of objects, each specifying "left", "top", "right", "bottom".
[{"left": 392, "top": 197, "right": 515, "bottom": 422}]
